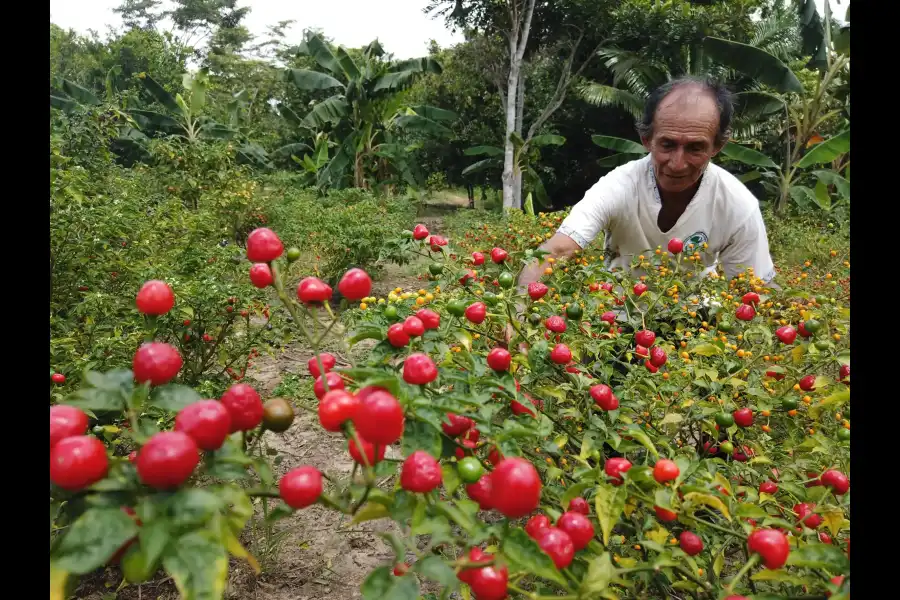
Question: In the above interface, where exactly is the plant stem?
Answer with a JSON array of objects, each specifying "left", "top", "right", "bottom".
[{"left": 726, "top": 552, "right": 760, "bottom": 592}]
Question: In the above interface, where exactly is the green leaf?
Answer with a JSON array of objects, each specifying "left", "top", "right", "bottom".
[
  {"left": 462, "top": 158, "right": 500, "bottom": 176},
  {"left": 464, "top": 145, "right": 504, "bottom": 157},
  {"left": 683, "top": 492, "right": 731, "bottom": 521},
  {"left": 659, "top": 413, "right": 684, "bottom": 427},
  {"left": 149, "top": 384, "right": 201, "bottom": 412},
  {"left": 623, "top": 425, "right": 658, "bottom": 457},
  {"left": 813, "top": 170, "right": 850, "bottom": 199},
  {"left": 298, "top": 34, "right": 344, "bottom": 75},
  {"left": 790, "top": 185, "right": 817, "bottom": 209},
  {"left": 750, "top": 569, "right": 809, "bottom": 585},
  {"left": 393, "top": 115, "right": 452, "bottom": 137},
  {"left": 401, "top": 419, "right": 443, "bottom": 459},
  {"left": 591, "top": 135, "right": 647, "bottom": 155},
  {"left": 813, "top": 180, "right": 832, "bottom": 211},
  {"left": 579, "top": 83, "right": 644, "bottom": 119},
  {"left": 738, "top": 170, "right": 761, "bottom": 184},
  {"left": 69, "top": 369, "right": 133, "bottom": 412},
  {"left": 597, "top": 152, "right": 642, "bottom": 168},
  {"left": 50, "top": 94, "right": 78, "bottom": 112},
  {"left": 720, "top": 143, "right": 778, "bottom": 168},
  {"left": 530, "top": 134, "right": 566, "bottom": 147},
  {"left": 352, "top": 503, "right": 391, "bottom": 525},
  {"left": 362, "top": 567, "right": 420, "bottom": 600},
  {"left": 302, "top": 95, "right": 350, "bottom": 129},
  {"left": 595, "top": 482, "right": 627, "bottom": 545},
  {"left": 414, "top": 555, "right": 458, "bottom": 587},
  {"left": 442, "top": 464, "right": 461, "bottom": 495},
  {"left": 52, "top": 508, "right": 139, "bottom": 575},
  {"left": 219, "top": 517, "right": 260, "bottom": 574},
  {"left": 735, "top": 503, "right": 768, "bottom": 519},
  {"left": 580, "top": 552, "right": 614, "bottom": 594},
  {"left": 796, "top": 130, "right": 850, "bottom": 168},
  {"left": 432, "top": 502, "right": 475, "bottom": 534},
  {"left": 702, "top": 36, "right": 803, "bottom": 93},
  {"left": 198, "top": 123, "right": 239, "bottom": 140},
  {"left": 501, "top": 528, "right": 567, "bottom": 586},
  {"left": 140, "top": 74, "right": 180, "bottom": 112},
  {"left": 162, "top": 532, "right": 228, "bottom": 600},
  {"left": 61, "top": 79, "right": 100, "bottom": 106},
  {"left": 167, "top": 489, "right": 226, "bottom": 528},
  {"left": 138, "top": 520, "right": 171, "bottom": 575},
  {"left": 690, "top": 344, "right": 722, "bottom": 357},
  {"left": 187, "top": 73, "right": 207, "bottom": 115},
  {"left": 130, "top": 109, "right": 180, "bottom": 131},
  {"left": 408, "top": 105, "right": 457, "bottom": 122},
  {"left": 285, "top": 68, "right": 345, "bottom": 91},
  {"left": 713, "top": 551, "right": 725, "bottom": 577},
  {"left": 347, "top": 324, "right": 385, "bottom": 345},
  {"left": 809, "top": 388, "right": 850, "bottom": 420}
]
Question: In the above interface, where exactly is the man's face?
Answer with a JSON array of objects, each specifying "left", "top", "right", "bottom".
[{"left": 641, "top": 87, "right": 724, "bottom": 195}]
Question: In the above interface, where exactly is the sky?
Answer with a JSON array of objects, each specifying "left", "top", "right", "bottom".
[
  {"left": 49, "top": 0, "right": 848, "bottom": 60},
  {"left": 49, "top": 0, "right": 466, "bottom": 59}
]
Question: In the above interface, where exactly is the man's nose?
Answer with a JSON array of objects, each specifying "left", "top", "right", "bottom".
[{"left": 669, "top": 148, "right": 686, "bottom": 171}]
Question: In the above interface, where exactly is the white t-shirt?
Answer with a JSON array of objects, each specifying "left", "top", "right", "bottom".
[{"left": 558, "top": 155, "right": 776, "bottom": 283}]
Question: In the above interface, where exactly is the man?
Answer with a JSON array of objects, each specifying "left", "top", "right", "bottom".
[{"left": 518, "top": 76, "right": 776, "bottom": 292}]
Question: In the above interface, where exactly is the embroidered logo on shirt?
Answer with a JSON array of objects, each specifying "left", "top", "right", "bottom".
[{"left": 684, "top": 231, "right": 709, "bottom": 254}]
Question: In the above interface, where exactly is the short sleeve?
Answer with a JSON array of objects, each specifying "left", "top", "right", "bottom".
[
  {"left": 557, "top": 166, "right": 632, "bottom": 248},
  {"left": 719, "top": 210, "right": 776, "bottom": 283}
]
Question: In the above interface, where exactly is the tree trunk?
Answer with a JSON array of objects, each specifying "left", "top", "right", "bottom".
[
  {"left": 501, "top": 0, "right": 536, "bottom": 211},
  {"left": 501, "top": 65, "right": 520, "bottom": 210}
]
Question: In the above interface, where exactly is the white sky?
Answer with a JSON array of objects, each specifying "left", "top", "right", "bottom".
[
  {"left": 49, "top": 0, "right": 847, "bottom": 60},
  {"left": 49, "top": 0, "right": 465, "bottom": 59}
]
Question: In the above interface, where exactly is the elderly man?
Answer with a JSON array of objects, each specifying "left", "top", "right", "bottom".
[{"left": 518, "top": 76, "right": 777, "bottom": 290}]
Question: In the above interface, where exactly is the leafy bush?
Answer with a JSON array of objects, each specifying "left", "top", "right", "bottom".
[
  {"left": 50, "top": 130, "right": 281, "bottom": 399},
  {"left": 51, "top": 218, "right": 850, "bottom": 600},
  {"left": 264, "top": 184, "right": 418, "bottom": 283}
]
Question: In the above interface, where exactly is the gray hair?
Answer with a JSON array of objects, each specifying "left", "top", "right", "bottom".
[{"left": 636, "top": 76, "right": 734, "bottom": 147}]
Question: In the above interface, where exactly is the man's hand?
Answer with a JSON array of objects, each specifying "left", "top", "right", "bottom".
[{"left": 517, "top": 233, "right": 582, "bottom": 290}]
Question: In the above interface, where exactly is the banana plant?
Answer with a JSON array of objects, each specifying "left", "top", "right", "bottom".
[
  {"left": 708, "top": 1, "right": 850, "bottom": 213},
  {"left": 50, "top": 75, "right": 151, "bottom": 162},
  {"left": 462, "top": 133, "right": 565, "bottom": 208},
  {"left": 288, "top": 132, "right": 333, "bottom": 186},
  {"left": 282, "top": 34, "right": 451, "bottom": 191},
  {"left": 134, "top": 70, "right": 239, "bottom": 143}
]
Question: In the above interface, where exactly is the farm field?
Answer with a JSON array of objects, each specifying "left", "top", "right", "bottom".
[{"left": 50, "top": 2, "right": 850, "bottom": 599}]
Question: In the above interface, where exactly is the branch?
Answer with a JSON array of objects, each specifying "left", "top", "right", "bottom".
[
  {"left": 515, "top": 0, "right": 537, "bottom": 64},
  {"left": 525, "top": 33, "right": 601, "bottom": 143}
]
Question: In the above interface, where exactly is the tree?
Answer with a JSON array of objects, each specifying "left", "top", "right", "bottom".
[
  {"left": 114, "top": 0, "right": 250, "bottom": 56},
  {"left": 282, "top": 34, "right": 452, "bottom": 191},
  {"left": 429, "top": 0, "right": 616, "bottom": 210}
]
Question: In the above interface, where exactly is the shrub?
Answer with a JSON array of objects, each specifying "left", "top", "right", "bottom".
[{"left": 50, "top": 219, "right": 850, "bottom": 600}]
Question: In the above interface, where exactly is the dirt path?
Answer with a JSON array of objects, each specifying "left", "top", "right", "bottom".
[{"left": 227, "top": 208, "right": 455, "bottom": 600}]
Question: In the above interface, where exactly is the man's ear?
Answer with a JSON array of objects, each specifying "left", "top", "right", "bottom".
[{"left": 641, "top": 136, "right": 652, "bottom": 152}]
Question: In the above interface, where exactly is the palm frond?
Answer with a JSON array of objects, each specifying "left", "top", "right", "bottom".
[
  {"left": 596, "top": 47, "right": 670, "bottom": 98},
  {"left": 750, "top": 12, "right": 800, "bottom": 61},
  {"left": 578, "top": 83, "right": 644, "bottom": 120}
]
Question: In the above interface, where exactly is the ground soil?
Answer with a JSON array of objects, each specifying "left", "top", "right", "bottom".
[{"left": 72, "top": 196, "right": 468, "bottom": 600}]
